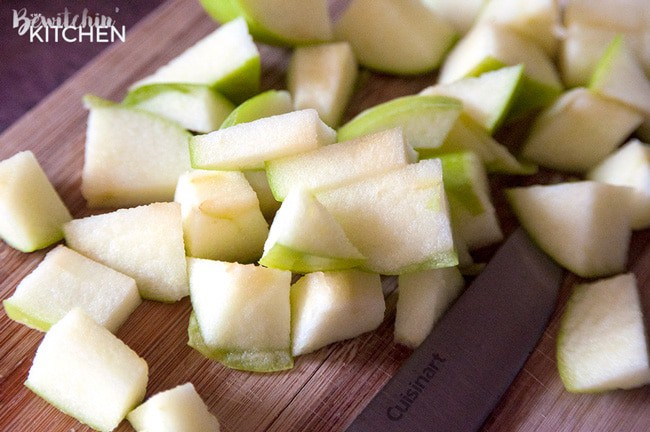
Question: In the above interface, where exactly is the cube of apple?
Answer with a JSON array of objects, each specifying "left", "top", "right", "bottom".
[
  {"left": 122, "top": 83, "right": 234, "bottom": 133},
  {"left": 290, "top": 269, "right": 385, "bottom": 356},
  {"left": 287, "top": 42, "right": 358, "bottom": 127},
  {"left": 316, "top": 159, "right": 457, "bottom": 275},
  {"left": 174, "top": 170, "right": 268, "bottom": 263},
  {"left": 587, "top": 139, "right": 650, "bottom": 230},
  {"left": 219, "top": 89, "right": 293, "bottom": 129},
  {"left": 557, "top": 273, "right": 650, "bottom": 393},
  {"left": 334, "top": 0, "right": 457, "bottom": 75},
  {"left": 200, "top": 0, "right": 332, "bottom": 46},
  {"left": 127, "top": 382, "right": 220, "bottom": 432},
  {"left": 395, "top": 266, "right": 465, "bottom": 349},
  {"left": 337, "top": 95, "right": 463, "bottom": 152},
  {"left": 259, "top": 189, "right": 365, "bottom": 273},
  {"left": 0, "top": 151, "right": 72, "bottom": 252},
  {"left": 3, "top": 245, "right": 140, "bottom": 333},
  {"left": 64, "top": 202, "right": 188, "bottom": 302},
  {"left": 506, "top": 181, "right": 633, "bottom": 278},
  {"left": 520, "top": 88, "right": 642, "bottom": 172},
  {"left": 81, "top": 95, "right": 192, "bottom": 208},
  {"left": 439, "top": 152, "right": 503, "bottom": 250},
  {"left": 190, "top": 109, "right": 336, "bottom": 171},
  {"left": 130, "top": 18, "right": 260, "bottom": 102},
  {"left": 266, "top": 128, "right": 416, "bottom": 201},
  {"left": 187, "top": 258, "right": 292, "bottom": 372},
  {"left": 25, "top": 308, "right": 148, "bottom": 432}
]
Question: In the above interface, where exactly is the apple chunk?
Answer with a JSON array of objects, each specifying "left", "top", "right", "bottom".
[
  {"left": 3, "top": 245, "right": 140, "bottom": 333},
  {"left": 25, "top": 308, "right": 148, "bottom": 432},
  {"left": 187, "top": 258, "right": 292, "bottom": 372},
  {"left": 290, "top": 269, "right": 385, "bottom": 356},
  {"left": 127, "top": 382, "right": 220, "bottom": 432},
  {"left": 0, "top": 151, "right": 72, "bottom": 252},
  {"left": 557, "top": 273, "right": 650, "bottom": 393},
  {"left": 316, "top": 159, "right": 457, "bottom": 275},
  {"left": 64, "top": 202, "right": 189, "bottom": 302}
]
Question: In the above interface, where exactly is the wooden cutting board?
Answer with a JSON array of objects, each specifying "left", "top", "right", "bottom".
[{"left": 1, "top": 0, "right": 649, "bottom": 430}]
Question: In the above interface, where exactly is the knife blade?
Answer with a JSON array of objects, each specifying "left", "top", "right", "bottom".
[{"left": 345, "top": 227, "right": 564, "bottom": 432}]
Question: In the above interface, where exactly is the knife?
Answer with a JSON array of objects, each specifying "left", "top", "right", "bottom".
[{"left": 345, "top": 227, "right": 564, "bottom": 432}]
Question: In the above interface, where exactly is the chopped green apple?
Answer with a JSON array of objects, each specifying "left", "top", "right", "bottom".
[
  {"left": 334, "top": 0, "right": 457, "bottom": 75},
  {"left": 187, "top": 258, "right": 292, "bottom": 372},
  {"left": 287, "top": 41, "right": 358, "bottom": 127},
  {"left": 3, "top": 245, "right": 140, "bottom": 333},
  {"left": 174, "top": 170, "right": 268, "bottom": 263},
  {"left": 316, "top": 159, "right": 457, "bottom": 275},
  {"left": 122, "top": 83, "right": 235, "bottom": 133},
  {"left": 64, "top": 202, "right": 189, "bottom": 302},
  {"left": 439, "top": 152, "right": 503, "bottom": 250},
  {"left": 259, "top": 189, "right": 365, "bottom": 273},
  {"left": 190, "top": 109, "right": 336, "bottom": 170},
  {"left": 266, "top": 127, "right": 416, "bottom": 201},
  {"left": 557, "top": 273, "right": 650, "bottom": 393},
  {"left": 81, "top": 95, "right": 191, "bottom": 208},
  {"left": 130, "top": 18, "right": 260, "bottom": 102},
  {"left": 219, "top": 89, "right": 293, "bottom": 129},
  {"left": 127, "top": 382, "right": 220, "bottom": 432},
  {"left": 395, "top": 266, "right": 465, "bottom": 349},
  {"left": 520, "top": 88, "right": 643, "bottom": 172},
  {"left": 25, "top": 308, "right": 148, "bottom": 432},
  {"left": 337, "top": 95, "right": 463, "bottom": 152},
  {"left": 200, "top": 0, "right": 332, "bottom": 46},
  {"left": 587, "top": 139, "right": 650, "bottom": 230},
  {"left": 507, "top": 181, "right": 633, "bottom": 278},
  {"left": 421, "top": 0, "right": 487, "bottom": 34},
  {"left": 290, "top": 269, "right": 385, "bottom": 356},
  {"left": 474, "top": 0, "right": 561, "bottom": 56},
  {"left": 0, "top": 151, "right": 72, "bottom": 252},
  {"left": 420, "top": 64, "right": 525, "bottom": 133}
]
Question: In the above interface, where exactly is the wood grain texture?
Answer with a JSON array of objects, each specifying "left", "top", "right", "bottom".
[{"left": 1, "top": 0, "right": 649, "bottom": 431}]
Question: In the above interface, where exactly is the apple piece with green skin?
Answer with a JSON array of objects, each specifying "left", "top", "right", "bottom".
[
  {"left": 557, "top": 273, "right": 650, "bottom": 393},
  {"left": 290, "top": 269, "right": 384, "bottom": 356},
  {"left": 190, "top": 109, "right": 336, "bottom": 171},
  {"left": 287, "top": 42, "right": 358, "bottom": 127},
  {"left": 130, "top": 18, "right": 260, "bottom": 103},
  {"left": 520, "top": 88, "right": 643, "bottom": 173},
  {"left": 187, "top": 258, "right": 292, "bottom": 372},
  {"left": 3, "top": 245, "right": 140, "bottom": 333},
  {"left": 420, "top": 64, "right": 525, "bottom": 133},
  {"left": 25, "top": 308, "right": 148, "bottom": 432},
  {"left": 439, "top": 152, "right": 503, "bottom": 250},
  {"left": 506, "top": 181, "right": 633, "bottom": 278},
  {"left": 420, "top": 113, "right": 537, "bottom": 175},
  {"left": 122, "top": 83, "right": 235, "bottom": 133},
  {"left": 127, "top": 383, "right": 220, "bottom": 432},
  {"left": 395, "top": 266, "right": 465, "bottom": 349},
  {"left": 438, "top": 23, "right": 562, "bottom": 117},
  {"left": 266, "top": 128, "right": 416, "bottom": 202},
  {"left": 0, "top": 151, "right": 72, "bottom": 252},
  {"left": 587, "top": 139, "right": 650, "bottom": 230},
  {"left": 421, "top": 0, "right": 488, "bottom": 34},
  {"left": 259, "top": 189, "right": 365, "bottom": 273},
  {"left": 220, "top": 89, "right": 293, "bottom": 129},
  {"left": 174, "top": 170, "right": 268, "bottom": 263},
  {"left": 337, "top": 95, "right": 463, "bottom": 152},
  {"left": 200, "top": 0, "right": 332, "bottom": 46},
  {"left": 64, "top": 202, "right": 189, "bottom": 302},
  {"left": 334, "top": 0, "right": 457, "bottom": 75},
  {"left": 316, "top": 159, "right": 457, "bottom": 275},
  {"left": 474, "top": 0, "right": 561, "bottom": 56},
  {"left": 81, "top": 95, "right": 191, "bottom": 208}
]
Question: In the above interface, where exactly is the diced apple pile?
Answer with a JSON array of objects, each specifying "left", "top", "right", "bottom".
[{"left": 2, "top": 0, "right": 650, "bottom": 429}]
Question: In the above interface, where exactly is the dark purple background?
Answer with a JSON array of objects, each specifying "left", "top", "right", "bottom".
[{"left": 0, "top": 1, "right": 166, "bottom": 132}]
